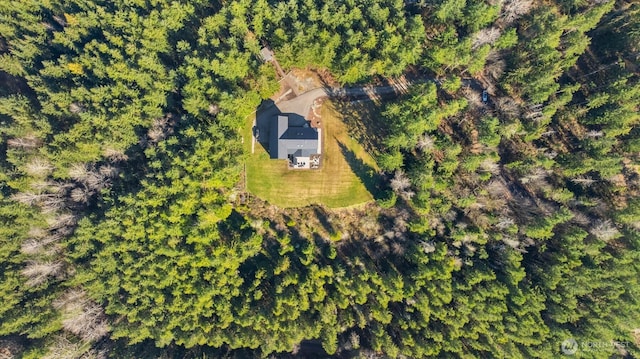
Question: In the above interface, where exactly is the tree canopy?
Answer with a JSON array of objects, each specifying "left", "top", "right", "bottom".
[{"left": 0, "top": 0, "right": 638, "bottom": 357}]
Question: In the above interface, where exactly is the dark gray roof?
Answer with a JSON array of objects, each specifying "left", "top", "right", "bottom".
[
  {"left": 269, "top": 115, "right": 318, "bottom": 159},
  {"left": 280, "top": 127, "right": 318, "bottom": 140}
]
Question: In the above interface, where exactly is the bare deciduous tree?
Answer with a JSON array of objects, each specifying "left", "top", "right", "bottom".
[
  {"left": 519, "top": 167, "right": 550, "bottom": 185},
  {"left": 40, "top": 196, "right": 66, "bottom": 213},
  {"left": 54, "top": 289, "right": 87, "bottom": 309},
  {"left": 21, "top": 239, "right": 45, "bottom": 255},
  {"left": 69, "top": 164, "right": 109, "bottom": 195},
  {"left": 522, "top": 237, "right": 536, "bottom": 247},
  {"left": 47, "top": 213, "right": 77, "bottom": 230},
  {"left": 391, "top": 242, "right": 406, "bottom": 255},
  {"left": 501, "top": 237, "right": 529, "bottom": 252},
  {"left": 452, "top": 256, "right": 464, "bottom": 269},
  {"left": 25, "top": 158, "right": 55, "bottom": 177},
  {"left": 62, "top": 301, "right": 108, "bottom": 342},
  {"left": 84, "top": 171, "right": 107, "bottom": 191},
  {"left": 390, "top": 171, "right": 411, "bottom": 192},
  {"left": 70, "top": 187, "right": 91, "bottom": 203},
  {"left": 68, "top": 164, "right": 89, "bottom": 182},
  {"left": 147, "top": 115, "right": 176, "bottom": 145},
  {"left": 49, "top": 181, "right": 70, "bottom": 194},
  {"left": 54, "top": 290, "right": 109, "bottom": 342},
  {"left": 30, "top": 180, "right": 55, "bottom": 192},
  {"left": 501, "top": 0, "right": 534, "bottom": 24},
  {"left": 525, "top": 107, "right": 545, "bottom": 122},
  {"left": 22, "top": 261, "right": 63, "bottom": 287},
  {"left": 98, "top": 165, "right": 119, "bottom": 178},
  {"left": 569, "top": 209, "right": 591, "bottom": 225},
  {"left": 81, "top": 347, "right": 109, "bottom": 359},
  {"left": 590, "top": 220, "right": 620, "bottom": 242},
  {"left": 585, "top": 130, "right": 604, "bottom": 138},
  {"left": 69, "top": 102, "right": 84, "bottom": 114},
  {"left": 443, "top": 210, "right": 458, "bottom": 222},
  {"left": 496, "top": 216, "right": 515, "bottom": 230},
  {"left": 52, "top": 15, "right": 67, "bottom": 27},
  {"left": 359, "top": 214, "right": 381, "bottom": 235},
  {"left": 349, "top": 332, "right": 361, "bottom": 350},
  {"left": 28, "top": 226, "right": 47, "bottom": 239},
  {"left": 208, "top": 104, "right": 220, "bottom": 116},
  {"left": 480, "top": 158, "right": 501, "bottom": 174},
  {"left": 607, "top": 173, "right": 627, "bottom": 187},
  {"left": 464, "top": 242, "right": 478, "bottom": 256},
  {"left": 147, "top": 117, "right": 169, "bottom": 143},
  {"left": 419, "top": 240, "right": 436, "bottom": 253},
  {"left": 463, "top": 86, "right": 484, "bottom": 108},
  {"left": 390, "top": 171, "right": 415, "bottom": 199},
  {"left": 358, "top": 349, "right": 387, "bottom": 359},
  {"left": 571, "top": 176, "right": 597, "bottom": 187},
  {"left": 543, "top": 149, "right": 558, "bottom": 159},
  {"left": 11, "top": 191, "right": 65, "bottom": 213},
  {"left": 393, "top": 209, "right": 411, "bottom": 233},
  {"left": 42, "top": 336, "right": 84, "bottom": 359},
  {"left": 11, "top": 191, "right": 43, "bottom": 206},
  {"left": 21, "top": 233, "right": 62, "bottom": 255},
  {"left": 416, "top": 134, "right": 435, "bottom": 152},
  {"left": 103, "top": 148, "right": 128, "bottom": 162},
  {"left": 7, "top": 135, "right": 41, "bottom": 150},
  {"left": 473, "top": 27, "right": 501, "bottom": 49},
  {"left": 382, "top": 231, "right": 395, "bottom": 240}
]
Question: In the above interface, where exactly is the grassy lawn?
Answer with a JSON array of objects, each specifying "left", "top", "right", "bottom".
[{"left": 244, "top": 101, "right": 380, "bottom": 208}]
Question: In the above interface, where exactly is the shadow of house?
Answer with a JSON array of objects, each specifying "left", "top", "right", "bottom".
[
  {"left": 337, "top": 140, "right": 384, "bottom": 200},
  {"left": 254, "top": 99, "right": 279, "bottom": 153}
]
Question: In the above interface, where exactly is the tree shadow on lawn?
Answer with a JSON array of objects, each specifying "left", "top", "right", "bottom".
[
  {"left": 337, "top": 140, "right": 385, "bottom": 201},
  {"left": 330, "top": 98, "right": 388, "bottom": 158}
]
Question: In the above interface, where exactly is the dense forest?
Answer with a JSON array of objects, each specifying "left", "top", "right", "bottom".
[{"left": 0, "top": 0, "right": 639, "bottom": 357}]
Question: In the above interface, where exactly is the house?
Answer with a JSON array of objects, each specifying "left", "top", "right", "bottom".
[{"left": 269, "top": 115, "right": 321, "bottom": 169}]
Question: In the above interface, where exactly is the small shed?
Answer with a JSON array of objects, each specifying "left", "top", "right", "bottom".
[{"left": 260, "top": 47, "right": 274, "bottom": 62}]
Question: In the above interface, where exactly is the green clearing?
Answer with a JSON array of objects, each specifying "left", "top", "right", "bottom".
[{"left": 244, "top": 102, "right": 380, "bottom": 208}]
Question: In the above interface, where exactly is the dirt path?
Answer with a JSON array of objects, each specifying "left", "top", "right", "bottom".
[{"left": 275, "top": 81, "right": 414, "bottom": 119}]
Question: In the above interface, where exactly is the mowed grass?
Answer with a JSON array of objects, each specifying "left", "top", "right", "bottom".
[{"left": 244, "top": 102, "right": 380, "bottom": 208}]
